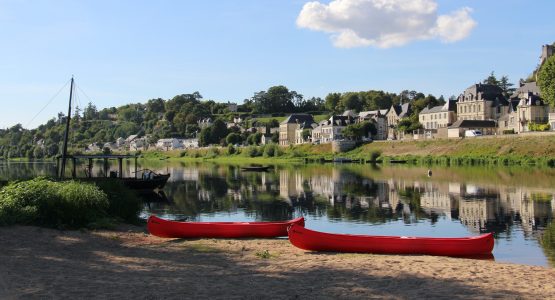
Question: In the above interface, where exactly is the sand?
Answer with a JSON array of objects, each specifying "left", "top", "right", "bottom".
[{"left": 0, "top": 225, "right": 553, "bottom": 300}]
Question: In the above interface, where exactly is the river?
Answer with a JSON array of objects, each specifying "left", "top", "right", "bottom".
[{"left": 1, "top": 160, "right": 553, "bottom": 267}]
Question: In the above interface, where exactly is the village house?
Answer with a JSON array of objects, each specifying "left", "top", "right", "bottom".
[
  {"left": 316, "top": 115, "right": 356, "bottom": 144},
  {"left": 419, "top": 101, "right": 457, "bottom": 130},
  {"left": 498, "top": 82, "right": 550, "bottom": 133},
  {"left": 182, "top": 138, "right": 199, "bottom": 149},
  {"left": 456, "top": 84, "right": 510, "bottom": 121},
  {"left": 294, "top": 121, "right": 317, "bottom": 144},
  {"left": 358, "top": 110, "right": 388, "bottom": 140},
  {"left": 385, "top": 103, "right": 412, "bottom": 140},
  {"left": 156, "top": 138, "right": 182, "bottom": 151},
  {"left": 129, "top": 137, "right": 148, "bottom": 151},
  {"left": 115, "top": 137, "right": 125, "bottom": 148},
  {"left": 227, "top": 102, "right": 238, "bottom": 112},
  {"left": 279, "top": 114, "right": 315, "bottom": 146},
  {"left": 86, "top": 142, "right": 101, "bottom": 152},
  {"left": 197, "top": 118, "right": 213, "bottom": 129}
]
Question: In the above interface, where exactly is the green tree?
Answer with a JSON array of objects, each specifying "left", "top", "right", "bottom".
[
  {"left": 483, "top": 71, "right": 499, "bottom": 85},
  {"left": 250, "top": 86, "right": 298, "bottom": 114},
  {"left": 325, "top": 93, "right": 341, "bottom": 112},
  {"left": 226, "top": 133, "right": 242, "bottom": 145},
  {"left": 499, "top": 75, "right": 516, "bottom": 97},
  {"left": 341, "top": 93, "right": 363, "bottom": 112},
  {"left": 538, "top": 55, "right": 555, "bottom": 107}
]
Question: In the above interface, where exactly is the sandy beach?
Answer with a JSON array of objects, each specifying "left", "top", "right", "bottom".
[{"left": 0, "top": 225, "right": 553, "bottom": 300}]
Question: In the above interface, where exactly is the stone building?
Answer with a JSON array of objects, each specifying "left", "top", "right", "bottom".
[
  {"left": 358, "top": 110, "right": 388, "bottom": 140},
  {"left": 278, "top": 114, "right": 315, "bottom": 146},
  {"left": 385, "top": 103, "right": 412, "bottom": 139},
  {"left": 456, "top": 83, "right": 510, "bottom": 121},
  {"left": 419, "top": 100, "right": 457, "bottom": 130},
  {"left": 498, "top": 82, "right": 550, "bottom": 133}
]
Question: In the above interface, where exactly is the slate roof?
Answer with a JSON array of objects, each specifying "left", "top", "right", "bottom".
[
  {"left": 280, "top": 114, "right": 315, "bottom": 125},
  {"left": 320, "top": 115, "right": 355, "bottom": 127},
  {"left": 449, "top": 120, "right": 497, "bottom": 128}
]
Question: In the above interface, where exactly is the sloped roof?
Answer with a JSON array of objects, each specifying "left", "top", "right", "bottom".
[
  {"left": 449, "top": 120, "right": 497, "bottom": 128},
  {"left": 280, "top": 114, "right": 315, "bottom": 125}
]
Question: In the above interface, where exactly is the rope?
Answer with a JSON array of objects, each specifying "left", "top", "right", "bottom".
[{"left": 25, "top": 78, "right": 71, "bottom": 128}]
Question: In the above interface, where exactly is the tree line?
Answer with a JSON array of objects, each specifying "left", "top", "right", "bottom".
[{"left": 3, "top": 68, "right": 541, "bottom": 159}]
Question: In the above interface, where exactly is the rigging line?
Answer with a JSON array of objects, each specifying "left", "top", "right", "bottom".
[
  {"left": 25, "top": 79, "right": 71, "bottom": 129},
  {"left": 76, "top": 83, "right": 94, "bottom": 105}
]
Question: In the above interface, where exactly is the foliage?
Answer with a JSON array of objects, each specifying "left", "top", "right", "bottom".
[
  {"left": 227, "top": 144, "right": 236, "bottom": 155},
  {"left": 342, "top": 122, "right": 377, "bottom": 140},
  {"left": 483, "top": 71, "right": 515, "bottom": 97},
  {"left": 538, "top": 55, "right": 555, "bottom": 107},
  {"left": 528, "top": 123, "right": 551, "bottom": 131},
  {"left": 248, "top": 86, "right": 298, "bottom": 114},
  {"left": 226, "top": 133, "right": 243, "bottom": 146},
  {"left": 0, "top": 178, "right": 109, "bottom": 228}
]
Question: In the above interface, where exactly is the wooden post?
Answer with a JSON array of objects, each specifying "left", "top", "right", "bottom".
[
  {"left": 72, "top": 158, "right": 77, "bottom": 178},
  {"left": 118, "top": 158, "right": 123, "bottom": 178},
  {"left": 104, "top": 158, "right": 108, "bottom": 177},
  {"left": 134, "top": 156, "right": 138, "bottom": 179},
  {"left": 88, "top": 158, "right": 93, "bottom": 178},
  {"left": 56, "top": 157, "right": 60, "bottom": 177}
]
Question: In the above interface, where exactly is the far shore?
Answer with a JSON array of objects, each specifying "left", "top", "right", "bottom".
[{"left": 0, "top": 225, "right": 553, "bottom": 299}]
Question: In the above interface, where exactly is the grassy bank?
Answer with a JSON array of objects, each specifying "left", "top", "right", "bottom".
[{"left": 141, "top": 134, "right": 555, "bottom": 167}]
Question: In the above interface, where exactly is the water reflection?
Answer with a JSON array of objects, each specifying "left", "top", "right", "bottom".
[
  {"left": 2, "top": 160, "right": 553, "bottom": 266},
  {"left": 144, "top": 163, "right": 554, "bottom": 267}
]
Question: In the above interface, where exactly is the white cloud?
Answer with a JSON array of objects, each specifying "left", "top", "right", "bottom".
[{"left": 297, "top": 0, "right": 477, "bottom": 48}]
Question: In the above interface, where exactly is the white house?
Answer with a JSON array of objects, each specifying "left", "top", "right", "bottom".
[
  {"left": 181, "top": 138, "right": 199, "bottom": 148},
  {"left": 156, "top": 138, "right": 182, "bottom": 151}
]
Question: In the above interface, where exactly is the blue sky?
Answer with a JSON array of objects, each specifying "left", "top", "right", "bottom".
[{"left": 0, "top": 0, "right": 554, "bottom": 129}]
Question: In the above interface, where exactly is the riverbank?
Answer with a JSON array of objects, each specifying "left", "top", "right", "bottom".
[
  {"left": 0, "top": 225, "right": 553, "bottom": 299},
  {"left": 140, "top": 133, "right": 555, "bottom": 167}
]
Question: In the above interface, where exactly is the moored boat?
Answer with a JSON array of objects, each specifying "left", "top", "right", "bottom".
[
  {"left": 287, "top": 224, "right": 494, "bottom": 257},
  {"left": 148, "top": 215, "right": 305, "bottom": 238},
  {"left": 240, "top": 166, "right": 271, "bottom": 172}
]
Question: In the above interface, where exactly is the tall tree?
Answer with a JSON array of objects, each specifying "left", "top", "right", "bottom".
[
  {"left": 538, "top": 55, "right": 555, "bottom": 107},
  {"left": 499, "top": 75, "right": 516, "bottom": 97},
  {"left": 483, "top": 71, "right": 499, "bottom": 85},
  {"left": 325, "top": 93, "right": 341, "bottom": 112}
]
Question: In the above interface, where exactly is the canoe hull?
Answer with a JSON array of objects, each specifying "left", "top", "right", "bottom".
[
  {"left": 148, "top": 215, "right": 305, "bottom": 238},
  {"left": 287, "top": 224, "right": 494, "bottom": 257}
]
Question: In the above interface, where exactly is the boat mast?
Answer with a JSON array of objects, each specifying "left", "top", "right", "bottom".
[{"left": 59, "top": 76, "right": 74, "bottom": 179}]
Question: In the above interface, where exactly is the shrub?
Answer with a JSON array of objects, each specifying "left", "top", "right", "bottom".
[
  {"left": 0, "top": 178, "right": 109, "bottom": 228},
  {"left": 244, "top": 146, "right": 261, "bottom": 157},
  {"left": 263, "top": 144, "right": 277, "bottom": 157},
  {"left": 369, "top": 150, "right": 381, "bottom": 161},
  {"left": 207, "top": 147, "right": 220, "bottom": 158},
  {"left": 529, "top": 123, "right": 551, "bottom": 131},
  {"left": 502, "top": 129, "right": 515, "bottom": 135},
  {"left": 227, "top": 144, "right": 236, "bottom": 155}
]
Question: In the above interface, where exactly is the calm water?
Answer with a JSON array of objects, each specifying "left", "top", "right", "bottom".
[{"left": 1, "top": 160, "right": 554, "bottom": 267}]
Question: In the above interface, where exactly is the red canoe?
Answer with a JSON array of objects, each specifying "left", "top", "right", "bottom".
[
  {"left": 287, "top": 224, "right": 494, "bottom": 257},
  {"left": 148, "top": 215, "right": 305, "bottom": 238}
]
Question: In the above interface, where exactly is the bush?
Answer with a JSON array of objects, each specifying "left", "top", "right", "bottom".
[
  {"left": 529, "top": 123, "right": 551, "bottom": 131},
  {"left": 369, "top": 150, "right": 381, "bottom": 161},
  {"left": 263, "top": 144, "right": 277, "bottom": 157},
  {"left": 244, "top": 146, "right": 261, "bottom": 157},
  {"left": 207, "top": 147, "right": 220, "bottom": 158},
  {"left": 0, "top": 178, "right": 109, "bottom": 228},
  {"left": 227, "top": 144, "right": 236, "bottom": 155}
]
